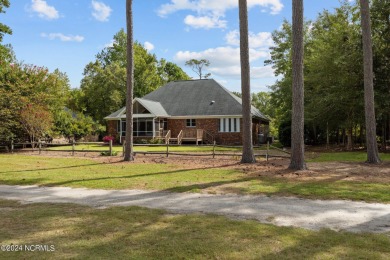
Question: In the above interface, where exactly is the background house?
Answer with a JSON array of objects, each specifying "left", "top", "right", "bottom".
[{"left": 105, "top": 79, "right": 269, "bottom": 145}]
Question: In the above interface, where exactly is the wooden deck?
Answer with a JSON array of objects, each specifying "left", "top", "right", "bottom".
[{"left": 155, "top": 129, "right": 212, "bottom": 145}]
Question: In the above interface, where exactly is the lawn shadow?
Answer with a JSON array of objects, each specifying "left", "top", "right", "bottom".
[{"left": 1, "top": 199, "right": 389, "bottom": 259}]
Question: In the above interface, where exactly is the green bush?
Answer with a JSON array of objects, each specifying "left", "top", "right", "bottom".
[
  {"left": 134, "top": 139, "right": 148, "bottom": 144},
  {"left": 149, "top": 138, "right": 164, "bottom": 144},
  {"left": 278, "top": 120, "right": 291, "bottom": 147},
  {"left": 100, "top": 151, "right": 118, "bottom": 156}
]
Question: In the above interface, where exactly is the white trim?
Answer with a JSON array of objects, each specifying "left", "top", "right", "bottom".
[
  {"left": 169, "top": 115, "right": 242, "bottom": 119},
  {"left": 120, "top": 114, "right": 156, "bottom": 118},
  {"left": 219, "top": 118, "right": 240, "bottom": 133}
]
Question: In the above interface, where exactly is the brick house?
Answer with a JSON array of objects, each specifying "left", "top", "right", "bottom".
[{"left": 104, "top": 79, "right": 270, "bottom": 145}]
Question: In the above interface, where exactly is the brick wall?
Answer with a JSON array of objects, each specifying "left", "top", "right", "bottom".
[
  {"left": 167, "top": 118, "right": 244, "bottom": 145},
  {"left": 110, "top": 118, "right": 267, "bottom": 145},
  {"left": 107, "top": 120, "right": 118, "bottom": 143}
]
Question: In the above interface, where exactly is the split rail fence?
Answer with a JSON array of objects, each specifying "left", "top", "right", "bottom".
[{"left": 5, "top": 140, "right": 290, "bottom": 160}]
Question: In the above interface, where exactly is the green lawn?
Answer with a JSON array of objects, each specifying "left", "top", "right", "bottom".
[
  {"left": 45, "top": 144, "right": 243, "bottom": 153},
  {"left": 1, "top": 154, "right": 389, "bottom": 203},
  {"left": 0, "top": 199, "right": 389, "bottom": 259},
  {"left": 44, "top": 144, "right": 276, "bottom": 153}
]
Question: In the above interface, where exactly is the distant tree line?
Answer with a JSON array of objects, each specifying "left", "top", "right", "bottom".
[
  {"left": 0, "top": 1, "right": 189, "bottom": 143},
  {"left": 265, "top": 0, "right": 390, "bottom": 150}
]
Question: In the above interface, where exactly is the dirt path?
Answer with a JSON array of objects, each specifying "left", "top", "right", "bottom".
[{"left": 1, "top": 184, "right": 389, "bottom": 233}]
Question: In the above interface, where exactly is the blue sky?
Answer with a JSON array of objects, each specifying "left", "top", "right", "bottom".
[{"left": 2, "top": 0, "right": 348, "bottom": 92}]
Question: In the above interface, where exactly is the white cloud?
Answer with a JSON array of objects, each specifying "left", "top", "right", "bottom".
[
  {"left": 41, "top": 33, "right": 84, "bottom": 42},
  {"left": 225, "top": 30, "right": 273, "bottom": 48},
  {"left": 174, "top": 46, "right": 271, "bottom": 79},
  {"left": 104, "top": 40, "right": 115, "bottom": 48},
  {"left": 158, "top": 0, "right": 283, "bottom": 17},
  {"left": 30, "top": 0, "right": 59, "bottom": 20},
  {"left": 184, "top": 15, "right": 227, "bottom": 29},
  {"left": 208, "top": 65, "right": 274, "bottom": 78},
  {"left": 158, "top": 0, "right": 283, "bottom": 29},
  {"left": 91, "top": 0, "right": 112, "bottom": 22},
  {"left": 144, "top": 41, "right": 155, "bottom": 51},
  {"left": 251, "top": 66, "right": 275, "bottom": 78}
]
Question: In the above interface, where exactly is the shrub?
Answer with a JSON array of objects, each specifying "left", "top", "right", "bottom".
[
  {"left": 134, "top": 139, "right": 148, "bottom": 144},
  {"left": 149, "top": 138, "right": 164, "bottom": 144},
  {"left": 100, "top": 151, "right": 118, "bottom": 156},
  {"left": 278, "top": 120, "right": 291, "bottom": 147},
  {"left": 102, "top": 136, "right": 115, "bottom": 143}
]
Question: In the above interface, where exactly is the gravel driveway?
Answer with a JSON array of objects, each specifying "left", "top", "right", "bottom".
[{"left": 1, "top": 185, "right": 389, "bottom": 233}]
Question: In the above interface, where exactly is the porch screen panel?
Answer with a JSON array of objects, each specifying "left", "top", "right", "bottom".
[{"left": 134, "top": 119, "right": 154, "bottom": 136}]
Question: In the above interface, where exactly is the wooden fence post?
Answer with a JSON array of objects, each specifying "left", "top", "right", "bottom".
[
  {"left": 72, "top": 140, "right": 75, "bottom": 156},
  {"left": 38, "top": 141, "right": 42, "bottom": 155},
  {"left": 11, "top": 139, "right": 14, "bottom": 154},
  {"left": 212, "top": 141, "right": 216, "bottom": 158},
  {"left": 109, "top": 139, "right": 113, "bottom": 156},
  {"left": 166, "top": 142, "right": 169, "bottom": 157}
]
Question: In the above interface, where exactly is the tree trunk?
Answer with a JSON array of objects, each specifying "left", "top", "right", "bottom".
[
  {"left": 347, "top": 127, "right": 353, "bottom": 150},
  {"left": 382, "top": 120, "right": 386, "bottom": 151},
  {"left": 238, "top": 0, "right": 255, "bottom": 163},
  {"left": 360, "top": 0, "right": 381, "bottom": 163},
  {"left": 124, "top": 0, "right": 134, "bottom": 161},
  {"left": 326, "top": 122, "right": 330, "bottom": 149},
  {"left": 289, "top": 0, "right": 306, "bottom": 170}
]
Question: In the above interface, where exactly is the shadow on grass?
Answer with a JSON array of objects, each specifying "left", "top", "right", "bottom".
[
  {"left": 0, "top": 162, "right": 121, "bottom": 174},
  {"left": 0, "top": 200, "right": 389, "bottom": 259}
]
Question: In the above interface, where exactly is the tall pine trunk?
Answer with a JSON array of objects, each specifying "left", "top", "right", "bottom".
[
  {"left": 124, "top": 0, "right": 134, "bottom": 161},
  {"left": 238, "top": 0, "right": 255, "bottom": 163},
  {"left": 289, "top": 0, "right": 306, "bottom": 170},
  {"left": 359, "top": 0, "right": 381, "bottom": 164}
]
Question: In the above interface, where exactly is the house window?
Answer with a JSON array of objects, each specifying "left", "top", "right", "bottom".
[
  {"left": 186, "top": 119, "right": 196, "bottom": 127},
  {"left": 219, "top": 118, "right": 240, "bottom": 133}
]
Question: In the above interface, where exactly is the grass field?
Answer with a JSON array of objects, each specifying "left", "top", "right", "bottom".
[
  {"left": 1, "top": 154, "right": 389, "bottom": 203},
  {"left": 45, "top": 144, "right": 243, "bottom": 153},
  {"left": 0, "top": 199, "right": 389, "bottom": 259}
]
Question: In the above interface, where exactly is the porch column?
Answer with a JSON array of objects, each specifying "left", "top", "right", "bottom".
[
  {"left": 153, "top": 118, "right": 157, "bottom": 138},
  {"left": 119, "top": 119, "right": 123, "bottom": 144}
]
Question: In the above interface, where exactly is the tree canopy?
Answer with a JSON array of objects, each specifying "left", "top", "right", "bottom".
[
  {"left": 79, "top": 29, "right": 190, "bottom": 123},
  {"left": 265, "top": 0, "right": 390, "bottom": 149},
  {"left": 185, "top": 59, "right": 211, "bottom": 79},
  {"left": 0, "top": 0, "right": 11, "bottom": 42}
]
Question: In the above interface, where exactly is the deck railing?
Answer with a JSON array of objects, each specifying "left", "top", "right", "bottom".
[
  {"left": 177, "top": 130, "right": 183, "bottom": 145},
  {"left": 164, "top": 130, "right": 171, "bottom": 144},
  {"left": 203, "top": 130, "right": 214, "bottom": 144}
]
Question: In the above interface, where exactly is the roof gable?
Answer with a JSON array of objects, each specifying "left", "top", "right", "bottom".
[
  {"left": 143, "top": 79, "right": 241, "bottom": 117},
  {"left": 143, "top": 79, "right": 269, "bottom": 120}
]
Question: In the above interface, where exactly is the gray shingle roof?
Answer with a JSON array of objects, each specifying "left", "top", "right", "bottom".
[
  {"left": 105, "top": 79, "right": 269, "bottom": 121},
  {"left": 105, "top": 107, "right": 125, "bottom": 119},
  {"left": 136, "top": 98, "right": 168, "bottom": 117},
  {"left": 143, "top": 79, "right": 269, "bottom": 121}
]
